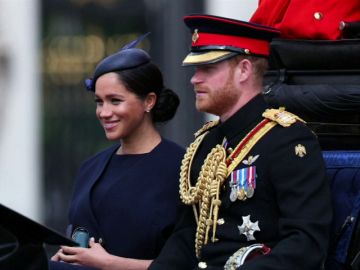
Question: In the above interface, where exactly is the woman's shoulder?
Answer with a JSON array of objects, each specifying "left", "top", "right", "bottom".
[
  {"left": 160, "top": 138, "right": 185, "bottom": 153},
  {"left": 156, "top": 138, "right": 185, "bottom": 158},
  {"left": 80, "top": 144, "right": 119, "bottom": 168},
  {"left": 148, "top": 138, "right": 185, "bottom": 167}
]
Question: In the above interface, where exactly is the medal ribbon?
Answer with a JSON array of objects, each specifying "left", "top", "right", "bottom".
[
  {"left": 230, "top": 169, "right": 238, "bottom": 187},
  {"left": 240, "top": 168, "right": 246, "bottom": 187},
  {"left": 230, "top": 166, "right": 256, "bottom": 190},
  {"left": 247, "top": 166, "right": 256, "bottom": 189}
]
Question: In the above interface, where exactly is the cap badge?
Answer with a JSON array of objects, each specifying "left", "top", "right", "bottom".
[
  {"left": 238, "top": 215, "right": 260, "bottom": 241},
  {"left": 192, "top": 29, "right": 199, "bottom": 44},
  {"left": 295, "top": 144, "right": 307, "bottom": 157}
]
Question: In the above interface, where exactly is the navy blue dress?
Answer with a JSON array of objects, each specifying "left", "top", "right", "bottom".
[{"left": 49, "top": 139, "right": 184, "bottom": 270}]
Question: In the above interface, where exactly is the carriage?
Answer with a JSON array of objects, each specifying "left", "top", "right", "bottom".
[{"left": 264, "top": 31, "right": 360, "bottom": 270}]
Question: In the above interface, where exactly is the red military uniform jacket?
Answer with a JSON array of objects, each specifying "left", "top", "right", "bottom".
[{"left": 250, "top": 0, "right": 360, "bottom": 40}]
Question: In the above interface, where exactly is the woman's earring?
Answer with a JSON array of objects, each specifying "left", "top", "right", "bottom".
[{"left": 145, "top": 109, "right": 150, "bottom": 113}]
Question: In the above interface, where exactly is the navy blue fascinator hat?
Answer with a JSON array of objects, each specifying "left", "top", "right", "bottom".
[{"left": 85, "top": 33, "right": 151, "bottom": 91}]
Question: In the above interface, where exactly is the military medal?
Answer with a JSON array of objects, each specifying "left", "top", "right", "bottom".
[
  {"left": 245, "top": 166, "right": 256, "bottom": 199},
  {"left": 230, "top": 166, "right": 257, "bottom": 202},
  {"left": 238, "top": 215, "right": 260, "bottom": 241},
  {"left": 230, "top": 187, "right": 237, "bottom": 202},
  {"left": 237, "top": 188, "right": 246, "bottom": 201},
  {"left": 229, "top": 170, "right": 239, "bottom": 202},
  {"left": 246, "top": 187, "right": 254, "bottom": 198}
]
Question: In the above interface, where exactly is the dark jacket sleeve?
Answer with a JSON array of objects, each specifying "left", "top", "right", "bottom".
[
  {"left": 148, "top": 205, "right": 198, "bottom": 270},
  {"left": 241, "top": 123, "right": 333, "bottom": 270}
]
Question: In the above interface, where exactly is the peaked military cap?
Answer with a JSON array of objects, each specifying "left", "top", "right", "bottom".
[
  {"left": 182, "top": 14, "right": 280, "bottom": 66},
  {"left": 85, "top": 33, "right": 151, "bottom": 91}
]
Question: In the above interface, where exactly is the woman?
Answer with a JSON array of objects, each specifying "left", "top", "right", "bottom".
[{"left": 50, "top": 35, "right": 184, "bottom": 270}]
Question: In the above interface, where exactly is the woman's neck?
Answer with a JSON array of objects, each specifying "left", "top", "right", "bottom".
[{"left": 117, "top": 125, "right": 161, "bottom": 155}]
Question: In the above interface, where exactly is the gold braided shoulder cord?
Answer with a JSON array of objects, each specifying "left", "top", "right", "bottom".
[
  {"left": 179, "top": 119, "right": 278, "bottom": 258},
  {"left": 179, "top": 127, "right": 227, "bottom": 258}
]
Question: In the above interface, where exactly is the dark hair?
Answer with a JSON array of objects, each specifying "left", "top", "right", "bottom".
[
  {"left": 232, "top": 55, "right": 269, "bottom": 81},
  {"left": 115, "top": 62, "right": 180, "bottom": 123}
]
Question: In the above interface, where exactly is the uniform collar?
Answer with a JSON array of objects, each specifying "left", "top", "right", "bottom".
[{"left": 218, "top": 94, "right": 268, "bottom": 142}]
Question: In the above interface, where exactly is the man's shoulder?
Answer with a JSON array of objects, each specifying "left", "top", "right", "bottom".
[
  {"left": 262, "top": 107, "right": 305, "bottom": 127},
  {"left": 258, "top": 108, "right": 320, "bottom": 153},
  {"left": 193, "top": 120, "right": 220, "bottom": 138}
]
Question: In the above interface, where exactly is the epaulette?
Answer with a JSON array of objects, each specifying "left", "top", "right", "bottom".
[
  {"left": 262, "top": 107, "right": 305, "bottom": 127},
  {"left": 194, "top": 120, "right": 220, "bottom": 138}
]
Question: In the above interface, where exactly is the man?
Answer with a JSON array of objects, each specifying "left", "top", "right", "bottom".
[{"left": 149, "top": 14, "right": 332, "bottom": 270}]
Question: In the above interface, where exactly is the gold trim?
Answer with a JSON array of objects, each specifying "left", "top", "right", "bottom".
[
  {"left": 179, "top": 118, "right": 278, "bottom": 258},
  {"left": 182, "top": 51, "right": 233, "bottom": 65},
  {"left": 194, "top": 120, "right": 219, "bottom": 138},
  {"left": 262, "top": 107, "right": 305, "bottom": 127},
  {"left": 227, "top": 121, "right": 276, "bottom": 176}
]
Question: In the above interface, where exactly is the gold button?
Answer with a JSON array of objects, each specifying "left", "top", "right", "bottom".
[
  {"left": 198, "top": 261, "right": 207, "bottom": 269},
  {"left": 217, "top": 218, "right": 225, "bottom": 225},
  {"left": 227, "top": 147, "right": 234, "bottom": 154},
  {"left": 314, "top": 12, "right": 323, "bottom": 20}
]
